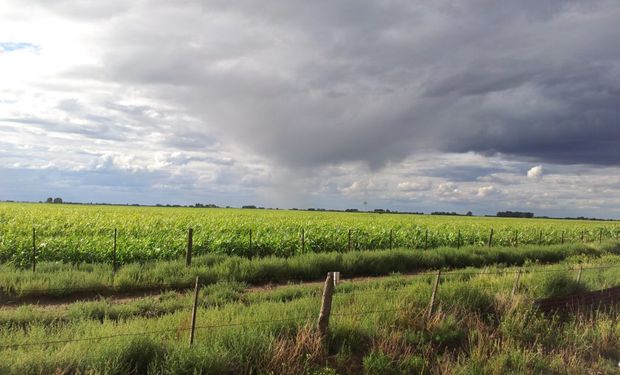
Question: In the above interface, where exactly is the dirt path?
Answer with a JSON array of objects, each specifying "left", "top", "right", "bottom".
[
  {"left": 0, "top": 271, "right": 423, "bottom": 311},
  {"left": 0, "top": 287, "right": 180, "bottom": 310}
]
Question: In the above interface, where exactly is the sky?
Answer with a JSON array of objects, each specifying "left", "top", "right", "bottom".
[{"left": 1, "top": 0, "right": 620, "bottom": 217}]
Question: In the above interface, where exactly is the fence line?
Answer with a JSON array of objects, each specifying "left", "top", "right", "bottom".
[
  {"left": 3, "top": 265, "right": 620, "bottom": 351},
  {"left": 3, "top": 224, "right": 619, "bottom": 267},
  {"left": 0, "top": 308, "right": 406, "bottom": 350}
]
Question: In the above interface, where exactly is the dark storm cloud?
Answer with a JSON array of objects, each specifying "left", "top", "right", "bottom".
[{"left": 33, "top": 0, "right": 620, "bottom": 167}]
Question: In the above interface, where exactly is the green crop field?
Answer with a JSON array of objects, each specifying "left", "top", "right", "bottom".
[
  {"left": 0, "top": 202, "right": 618, "bottom": 266},
  {"left": 2, "top": 202, "right": 620, "bottom": 374}
]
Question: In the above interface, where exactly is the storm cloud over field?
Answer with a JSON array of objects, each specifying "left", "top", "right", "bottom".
[{"left": 1, "top": 1, "right": 620, "bottom": 216}]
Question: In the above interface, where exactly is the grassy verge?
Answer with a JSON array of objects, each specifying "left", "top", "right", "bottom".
[
  {"left": 1, "top": 242, "right": 618, "bottom": 301},
  {"left": 3, "top": 258, "right": 620, "bottom": 374}
]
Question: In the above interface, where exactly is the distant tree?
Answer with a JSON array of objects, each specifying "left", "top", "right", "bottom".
[
  {"left": 497, "top": 211, "right": 533, "bottom": 218},
  {"left": 46, "top": 197, "right": 53, "bottom": 203},
  {"left": 466, "top": 211, "right": 473, "bottom": 216},
  {"left": 53, "top": 197, "right": 63, "bottom": 204},
  {"left": 242, "top": 205, "right": 257, "bottom": 209}
]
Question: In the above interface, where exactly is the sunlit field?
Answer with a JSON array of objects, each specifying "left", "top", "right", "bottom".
[{"left": 1, "top": 202, "right": 618, "bottom": 265}]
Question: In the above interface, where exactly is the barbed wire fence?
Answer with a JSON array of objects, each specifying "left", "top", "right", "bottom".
[
  {"left": 2, "top": 224, "right": 619, "bottom": 270},
  {"left": 2, "top": 263, "right": 620, "bottom": 351}
]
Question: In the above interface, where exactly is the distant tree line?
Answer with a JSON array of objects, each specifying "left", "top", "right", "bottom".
[
  {"left": 497, "top": 211, "right": 534, "bottom": 218},
  {"left": 45, "top": 197, "right": 63, "bottom": 204},
  {"left": 193, "top": 203, "right": 219, "bottom": 208},
  {"left": 431, "top": 211, "right": 474, "bottom": 216}
]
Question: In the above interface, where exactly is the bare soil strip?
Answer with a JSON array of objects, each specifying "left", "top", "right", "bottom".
[{"left": 0, "top": 272, "right": 422, "bottom": 311}]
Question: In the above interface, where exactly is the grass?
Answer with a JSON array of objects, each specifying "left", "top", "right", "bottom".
[
  {"left": 3, "top": 257, "right": 620, "bottom": 374},
  {"left": 1, "top": 241, "right": 617, "bottom": 301}
]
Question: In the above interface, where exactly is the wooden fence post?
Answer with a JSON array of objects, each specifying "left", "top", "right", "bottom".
[
  {"left": 32, "top": 227, "right": 36, "bottom": 272},
  {"left": 318, "top": 272, "right": 335, "bottom": 338},
  {"left": 189, "top": 276, "right": 200, "bottom": 346},
  {"left": 424, "top": 229, "right": 429, "bottom": 250},
  {"left": 599, "top": 229, "right": 603, "bottom": 244},
  {"left": 514, "top": 231, "right": 518, "bottom": 247},
  {"left": 186, "top": 228, "right": 193, "bottom": 267},
  {"left": 581, "top": 230, "right": 584, "bottom": 242},
  {"left": 301, "top": 228, "right": 305, "bottom": 252},
  {"left": 576, "top": 265, "right": 583, "bottom": 285},
  {"left": 488, "top": 228, "right": 494, "bottom": 248},
  {"left": 113, "top": 228, "right": 117, "bottom": 274},
  {"left": 457, "top": 230, "right": 461, "bottom": 250},
  {"left": 389, "top": 229, "right": 393, "bottom": 250},
  {"left": 427, "top": 270, "right": 441, "bottom": 319},
  {"left": 511, "top": 270, "right": 522, "bottom": 298},
  {"left": 348, "top": 229, "right": 352, "bottom": 252},
  {"left": 249, "top": 229, "right": 253, "bottom": 253}
]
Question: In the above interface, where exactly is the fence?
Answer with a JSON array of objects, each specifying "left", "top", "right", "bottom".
[
  {"left": 3, "top": 263, "right": 620, "bottom": 350},
  {"left": 4, "top": 225, "right": 620, "bottom": 271}
]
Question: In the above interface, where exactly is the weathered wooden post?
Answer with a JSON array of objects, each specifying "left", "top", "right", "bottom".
[
  {"left": 186, "top": 228, "right": 193, "bottom": 267},
  {"left": 32, "top": 227, "right": 36, "bottom": 272},
  {"left": 333, "top": 271, "right": 340, "bottom": 287},
  {"left": 113, "top": 228, "right": 117, "bottom": 273},
  {"left": 427, "top": 270, "right": 441, "bottom": 319},
  {"left": 347, "top": 229, "right": 352, "bottom": 252},
  {"left": 301, "top": 228, "right": 305, "bottom": 252},
  {"left": 511, "top": 270, "right": 522, "bottom": 298},
  {"left": 514, "top": 231, "right": 518, "bottom": 247},
  {"left": 488, "top": 228, "right": 494, "bottom": 248},
  {"left": 189, "top": 276, "right": 200, "bottom": 346},
  {"left": 317, "top": 272, "right": 335, "bottom": 338},
  {"left": 599, "top": 229, "right": 603, "bottom": 244}
]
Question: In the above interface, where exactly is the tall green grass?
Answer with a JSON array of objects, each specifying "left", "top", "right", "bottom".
[
  {"left": 1, "top": 242, "right": 616, "bottom": 300},
  {"left": 3, "top": 258, "right": 620, "bottom": 374}
]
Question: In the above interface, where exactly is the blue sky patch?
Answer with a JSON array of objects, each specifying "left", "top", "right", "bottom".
[{"left": 0, "top": 42, "right": 39, "bottom": 53}]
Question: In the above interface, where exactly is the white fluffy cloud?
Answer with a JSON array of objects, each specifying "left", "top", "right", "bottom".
[
  {"left": 477, "top": 186, "right": 497, "bottom": 198},
  {"left": 527, "top": 165, "right": 543, "bottom": 180}
]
